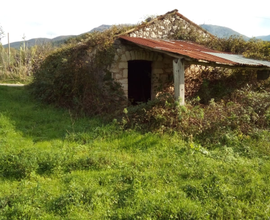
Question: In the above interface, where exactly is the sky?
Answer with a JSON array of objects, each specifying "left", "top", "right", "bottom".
[{"left": 0, "top": 0, "right": 270, "bottom": 44}]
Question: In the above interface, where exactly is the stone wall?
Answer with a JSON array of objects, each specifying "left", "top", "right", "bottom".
[
  {"left": 110, "top": 41, "right": 209, "bottom": 100},
  {"left": 128, "top": 12, "right": 212, "bottom": 41},
  {"left": 110, "top": 40, "right": 174, "bottom": 99}
]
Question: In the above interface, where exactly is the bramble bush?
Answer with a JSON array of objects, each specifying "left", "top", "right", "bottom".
[
  {"left": 30, "top": 26, "right": 132, "bottom": 116},
  {"left": 123, "top": 79, "right": 270, "bottom": 146}
]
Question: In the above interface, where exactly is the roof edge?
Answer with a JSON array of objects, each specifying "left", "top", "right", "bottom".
[{"left": 175, "top": 12, "right": 215, "bottom": 39}]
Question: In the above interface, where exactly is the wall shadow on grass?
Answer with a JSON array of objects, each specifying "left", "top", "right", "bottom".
[{"left": 0, "top": 86, "right": 102, "bottom": 142}]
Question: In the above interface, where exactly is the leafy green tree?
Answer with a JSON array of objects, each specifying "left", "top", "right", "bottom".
[{"left": 0, "top": 24, "right": 4, "bottom": 43}]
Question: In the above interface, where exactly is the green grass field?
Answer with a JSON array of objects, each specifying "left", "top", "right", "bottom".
[{"left": 0, "top": 86, "right": 270, "bottom": 219}]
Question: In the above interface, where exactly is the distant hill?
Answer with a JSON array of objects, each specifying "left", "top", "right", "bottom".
[
  {"left": 200, "top": 24, "right": 270, "bottom": 42},
  {"left": 200, "top": 24, "right": 249, "bottom": 40},
  {"left": 3, "top": 23, "right": 269, "bottom": 49},
  {"left": 256, "top": 35, "right": 270, "bottom": 41},
  {"left": 3, "top": 35, "right": 75, "bottom": 49},
  {"left": 3, "top": 24, "right": 112, "bottom": 49},
  {"left": 87, "top": 24, "right": 112, "bottom": 33},
  {"left": 4, "top": 38, "right": 51, "bottom": 49}
]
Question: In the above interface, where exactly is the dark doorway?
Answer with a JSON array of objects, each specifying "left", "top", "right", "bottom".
[{"left": 128, "top": 60, "right": 152, "bottom": 104}]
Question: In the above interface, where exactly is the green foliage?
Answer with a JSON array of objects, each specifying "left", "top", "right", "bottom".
[
  {"left": 0, "top": 25, "right": 4, "bottom": 42},
  {"left": 203, "top": 35, "right": 270, "bottom": 61},
  {"left": 122, "top": 80, "right": 270, "bottom": 146},
  {"left": 173, "top": 25, "right": 205, "bottom": 42},
  {"left": 30, "top": 26, "right": 131, "bottom": 116},
  {"left": 174, "top": 28, "right": 270, "bottom": 61},
  {"left": 0, "top": 41, "right": 54, "bottom": 83}
]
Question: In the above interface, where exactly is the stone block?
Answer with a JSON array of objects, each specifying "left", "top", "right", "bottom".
[
  {"left": 121, "top": 54, "right": 127, "bottom": 61},
  {"left": 122, "top": 83, "right": 128, "bottom": 91},
  {"left": 114, "top": 73, "right": 123, "bottom": 80},
  {"left": 152, "top": 68, "right": 163, "bottom": 74},
  {"left": 139, "top": 51, "right": 144, "bottom": 59},
  {"left": 148, "top": 52, "right": 154, "bottom": 61},
  {"left": 142, "top": 52, "right": 147, "bottom": 60},
  {"left": 150, "top": 32, "right": 157, "bottom": 38},
  {"left": 164, "top": 57, "right": 172, "bottom": 64},
  {"left": 152, "top": 53, "right": 158, "bottom": 61},
  {"left": 123, "top": 69, "right": 128, "bottom": 78},
  {"left": 130, "top": 51, "right": 135, "bottom": 60},
  {"left": 117, "top": 78, "right": 128, "bottom": 85},
  {"left": 119, "top": 62, "right": 128, "bottom": 69},
  {"left": 114, "top": 55, "right": 119, "bottom": 61},
  {"left": 195, "top": 67, "right": 201, "bottom": 72},
  {"left": 165, "top": 68, "right": 173, "bottom": 73},
  {"left": 110, "top": 67, "right": 119, "bottom": 73},
  {"left": 157, "top": 55, "right": 163, "bottom": 61},
  {"left": 123, "top": 90, "right": 128, "bottom": 97},
  {"left": 189, "top": 65, "right": 195, "bottom": 71},
  {"left": 144, "top": 32, "right": 149, "bottom": 37},
  {"left": 164, "top": 19, "right": 170, "bottom": 25},
  {"left": 125, "top": 51, "right": 131, "bottom": 60},
  {"left": 152, "top": 62, "right": 163, "bottom": 68},
  {"left": 145, "top": 52, "right": 151, "bottom": 61},
  {"left": 135, "top": 51, "right": 140, "bottom": 59}
]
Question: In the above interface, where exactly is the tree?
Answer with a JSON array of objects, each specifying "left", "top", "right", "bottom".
[{"left": 0, "top": 24, "right": 4, "bottom": 43}]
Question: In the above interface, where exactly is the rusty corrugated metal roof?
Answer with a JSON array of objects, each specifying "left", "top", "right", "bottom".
[
  {"left": 205, "top": 52, "right": 270, "bottom": 68},
  {"left": 119, "top": 36, "right": 270, "bottom": 68}
]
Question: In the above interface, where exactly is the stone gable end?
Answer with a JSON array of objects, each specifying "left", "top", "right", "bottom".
[{"left": 128, "top": 11, "right": 212, "bottom": 40}]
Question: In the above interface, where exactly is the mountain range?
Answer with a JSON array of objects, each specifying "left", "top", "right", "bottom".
[
  {"left": 200, "top": 24, "right": 270, "bottom": 41},
  {"left": 1, "top": 25, "right": 111, "bottom": 49},
  {"left": 2, "top": 24, "right": 270, "bottom": 49}
]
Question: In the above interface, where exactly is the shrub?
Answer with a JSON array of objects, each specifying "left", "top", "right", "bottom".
[
  {"left": 122, "top": 82, "right": 270, "bottom": 146},
  {"left": 30, "top": 26, "right": 130, "bottom": 116}
]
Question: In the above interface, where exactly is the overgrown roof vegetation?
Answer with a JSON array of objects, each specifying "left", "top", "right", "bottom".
[
  {"left": 30, "top": 25, "right": 134, "bottom": 116},
  {"left": 173, "top": 26, "right": 270, "bottom": 60}
]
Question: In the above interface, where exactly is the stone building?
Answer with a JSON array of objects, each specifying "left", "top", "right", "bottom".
[{"left": 109, "top": 9, "right": 270, "bottom": 105}]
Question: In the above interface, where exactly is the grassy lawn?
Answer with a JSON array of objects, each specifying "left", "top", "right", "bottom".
[{"left": 0, "top": 86, "right": 270, "bottom": 219}]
